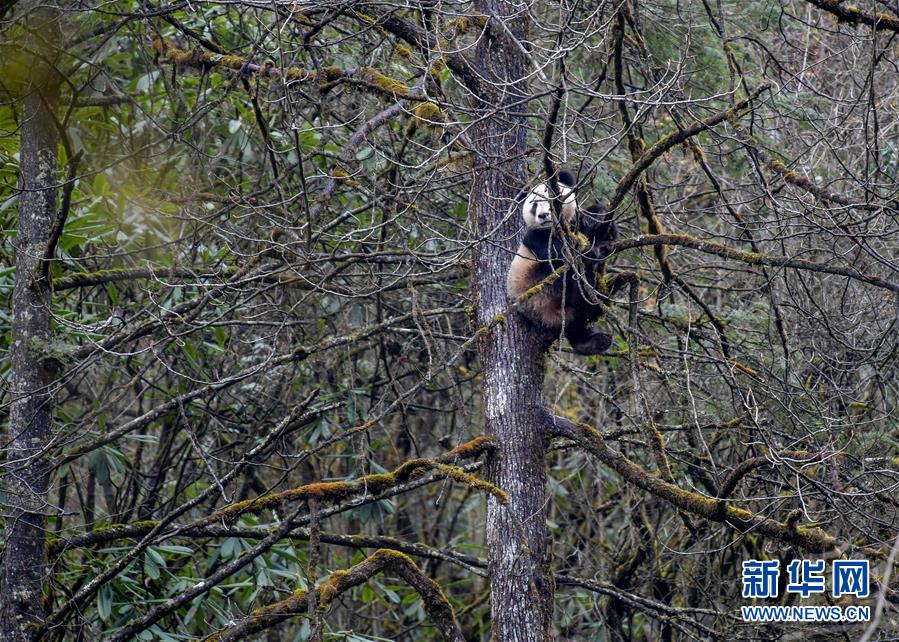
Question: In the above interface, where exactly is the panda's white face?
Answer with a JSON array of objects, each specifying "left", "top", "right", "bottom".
[{"left": 521, "top": 183, "right": 577, "bottom": 229}]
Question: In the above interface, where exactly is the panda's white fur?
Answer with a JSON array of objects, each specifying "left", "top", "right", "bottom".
[
  {"left": 519, "top": 182, "right": 577, "bottom": 229},
  {"left": 507, "top": 170, "right": 616, "bottom": 355},
  {"left": 507, "top": 181, "right": 578, "bottom": 332}
]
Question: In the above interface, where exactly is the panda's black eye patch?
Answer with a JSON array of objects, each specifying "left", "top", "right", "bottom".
[{"left": 531, "top": 203, "right": 538, "bottom": 215}]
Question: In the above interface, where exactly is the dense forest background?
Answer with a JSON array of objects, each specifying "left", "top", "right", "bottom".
[{"left": 1, "top": 0, "right": 897, "bottom": 640}]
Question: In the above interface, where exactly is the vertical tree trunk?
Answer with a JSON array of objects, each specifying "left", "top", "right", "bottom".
[
  {"left": 470, "top": 4, "right": 553, "bottom": 640},
  {"left": 1, "top": 12, "right": 60, "bottom": 640}
]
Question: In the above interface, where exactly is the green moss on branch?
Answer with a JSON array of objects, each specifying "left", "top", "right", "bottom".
[
  {"left": 203, "top": 549, "right": 465, "bottom": 641},
  {"left": 198, "top": 437, "right": 497, "bottom": 526},
  {"left": 615, "top": 234, "right": 899, "bottom": 293},
  {"left": 549, "top": 415, "right": 886, "bottom": 558}
]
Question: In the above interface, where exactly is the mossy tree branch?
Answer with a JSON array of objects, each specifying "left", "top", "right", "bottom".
[
  {"left": 547, "top": 414, "right": 886, "bottom": 557},
  {"left": 49, "top": 462, "right": 488, "bottom": 572},
  {"left": 151, "top": 38, "right": 418, "bottom": 100},
  {"left": 614, "top": 233, "right": 899, "bottom": 293},
  {"left": 607, "top": 84, "right": 771, "bottom": 212},
  {"left": 804, "top": 0, "right": 899, "bottom": 32},
  {"left": 611, "top": 3, "right": 734, "bottom": 361},
  {"left": 357, "top": 10, "right": 482, "bottom": 92},
  {"left": 202, "top": 549, "right": 465, "bottom": 642},
  {"left": 193, "top": 436, "right": 500, "bottom": 527},
  {"left": 728, "top": 116, "right": 892, "bottom": 210},
  {"left": 44, "top": 437, "right": 491, "bottom": 638},
  {"left": 41, "top": 397, "right": 321, "bottom": 636},
  {"left": 49, "top": 522, "right": 718, "bottom": 638}
]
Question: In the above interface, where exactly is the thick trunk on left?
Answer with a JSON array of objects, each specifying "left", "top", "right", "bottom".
[{"left": 1, "top": 12, "right": 60, "bottom": 640}]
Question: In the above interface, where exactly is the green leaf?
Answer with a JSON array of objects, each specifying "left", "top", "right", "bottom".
[
  {"left": 98, "top": 583, "right": 112, "bottom": 621},
  {"left": 144, "top": 553, "right": 160, "bottom": 580}
]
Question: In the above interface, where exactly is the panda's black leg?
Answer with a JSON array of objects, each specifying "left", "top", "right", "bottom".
[{"left": 565, "top": 321, "right": 613, "bottom": 356}]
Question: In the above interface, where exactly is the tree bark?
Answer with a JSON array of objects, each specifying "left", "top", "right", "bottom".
[
  {"left": 470, "top": 4, "right": 553, "bottom": 640},
  {"left": 1, "top": 10, "right": 60, "bottom": 640}
]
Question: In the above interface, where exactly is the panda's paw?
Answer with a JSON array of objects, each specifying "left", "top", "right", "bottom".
[{"left": 570, "top": 330, "right": 613, "bottom": 355}]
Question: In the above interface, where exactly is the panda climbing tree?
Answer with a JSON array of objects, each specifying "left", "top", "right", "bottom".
[{"left": 506, "top": 169, "right": 619, "bottom": 355}]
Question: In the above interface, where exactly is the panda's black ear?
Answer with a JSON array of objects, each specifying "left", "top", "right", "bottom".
[
  {"left": 557, "top": 169, "right": 576, "bottom": 188},
  {"left": 514, "top": 187, "right": 529, "bottom": 203}
]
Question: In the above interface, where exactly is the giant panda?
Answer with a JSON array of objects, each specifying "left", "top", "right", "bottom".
[{"left": 506, "top": 170, "right": 618, "bottom": 355}]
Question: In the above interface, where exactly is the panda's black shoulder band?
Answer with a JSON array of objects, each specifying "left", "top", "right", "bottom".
[{"left": 522, "top": 228, "right": 565, "bottom": 263}]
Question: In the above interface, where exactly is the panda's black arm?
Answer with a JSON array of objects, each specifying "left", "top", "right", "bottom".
[
  {"left": 580, "top": 204, "right": 619, "bottom": 263},
  {"left": 587, "top": 221, "right": 619, "bottom": 262}
]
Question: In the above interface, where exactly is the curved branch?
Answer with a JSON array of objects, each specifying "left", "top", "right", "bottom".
[
  {"left": 38, "top": 149, "right": 81, "bottom": 284},
  {"left": 548, "top": 414, "right": 885, "bottom": 557},
  {"left": 203, "top": 549, "right": 465, "bottom": 642},
  {"left": 728, "top": 117, "right": 892, "bottom": 210},
  {"left": 608, "top": 84, "right": 771, "bottom": 212},
  {"left": 804, "top": 0, "right": 899, "bottom": 33},
  {"left": 192, "top": 437, "right": 499, "bottom": 528},
  {"left": 713, "top": 450, "right": 866, "bottom": 517}
]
